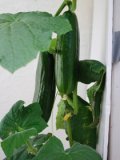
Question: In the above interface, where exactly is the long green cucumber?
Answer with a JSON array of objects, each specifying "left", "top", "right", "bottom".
[
  {"left": 55, "top": 11, "right": 80, "bottom": 95},
  {"left": 33, "top": 52, "right": 55, "bottom": 122}
]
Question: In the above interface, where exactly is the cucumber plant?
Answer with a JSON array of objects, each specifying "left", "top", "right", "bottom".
[{"left": 0, "top": 0, "right": 105, "bottom": 159}]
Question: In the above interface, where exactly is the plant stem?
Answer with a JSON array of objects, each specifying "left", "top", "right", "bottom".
[
  {"left": 66, "top": 118, "right": 73, "bottom": 147},
  {"left": 73, "top": 84, "right": 79, "bottom": 114},
  {"left": 55, "top": 0, "right": 70, "bottom": 16},
  {"left": 55, "top": 1, "right": 66, "bottom": 16},
  {"left": 26, "top": 140, "right": 37, "bottom": 155},
  {"left": 66, "top": 96, "right": 74, "bottom": 109},
  {"left": 17, "top": 126, "right": 37, "bottom": 155},
  {"left": 71, "top": 0, "right": 77, "bottom": 11}
]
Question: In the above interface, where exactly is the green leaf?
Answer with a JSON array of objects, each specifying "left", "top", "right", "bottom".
[
  {"left": 78, "top": 60, "right": 105, "bottom": 84},
  {"left": 87, "top": 71, "right": 106, "bottom": 120},
  {"left": 0, "top": 101, "right": 47, "bottom": 139},
  {"left": 9, "top": 136, "right": 102, "bottom": 160},
  {"left": 10, "top": 147, "right": 34, "bottom": 160},
  {"left": 33, "top": 136, "right": 69, "bottom": 160},
  {"left": 56, "top": 100, "right": 66, "bottom": 129},
  {"left": 55, "top": 96, "right": 97, "bottom": 148},
  {"left": 32, "top": 133, "right": 52, "bottom": 148},
  {"left": 0, "top": 12, "right": 71, "bottom": 72},
  {"left": 10, "top": 146, "right": 34, "bottom": 160},
  {"left": 70, "top": 96, "right": 97, "bottom": 148},
  {"left": 1, "top": 128, "right": 37, "bottom": 158},
  {"left": 67, "top": 143, "right": 102, "bottom": 160},
  {"left": 31, "top": 136, "right": 102, "bottom": 160},
  {"left": 55, "top": 97, "right": 97, "bottom": 148},
  {"left": 10, "top": 134, "right": 52, "bottom": 160}
]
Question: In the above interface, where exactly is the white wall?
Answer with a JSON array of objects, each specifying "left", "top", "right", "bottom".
[
  {"left": 109, "top": 63, "right": 120, "bottom": 160},
  {"left": 91, "top": 1, "right": 112, "bottom": 160},
  {"left": 0, "top": 0, "right": 111, "bottom": 159},
  {"left": 108, "top": 0, "right": 120, "bottom": 159}
]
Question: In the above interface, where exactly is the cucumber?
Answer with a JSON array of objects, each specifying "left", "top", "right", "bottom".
[
  {"left": 33, "top": 52, "right": 55, "bottom": 122},
  {"left": 55, "top": 11, "right": 79, "bottom": 95}
]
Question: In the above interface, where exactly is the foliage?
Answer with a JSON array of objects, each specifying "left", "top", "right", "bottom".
[
  {"left": 1, "top": 128, "right": 37, "bottom": 158},
  {"left": 0, "top": 101, "right": 47, "bottom": 139},
  {"left": 0, "top": 1, "right": 106, "bottom": 160},
  {"left": 56, "top": 60, "right": 105, "bottom": 148},
  {"left": 0, "top": 12, "right": 71, "bottom": 72},
  {"left": 3, "top": 136, "right": 102, "bottom": 160}
]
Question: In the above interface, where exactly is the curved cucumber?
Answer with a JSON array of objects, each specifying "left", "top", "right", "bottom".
[
  {"left": 33, "top": 52, "right": 55, "bottom": 122},
  {"left": 55, "top": 11, "right": 80, "bottom": 95}
]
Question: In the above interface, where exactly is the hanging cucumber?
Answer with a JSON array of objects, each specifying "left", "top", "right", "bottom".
[
  {"left": 33, "top": 52, "right": 55, "bottom": 122},
  {"left": 55, "top": 11, "right": 80, "bottom": 95}
]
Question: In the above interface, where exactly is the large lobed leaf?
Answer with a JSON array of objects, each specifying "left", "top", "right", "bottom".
[
  {"left": 0, "top": 101, "right": 47, "bottom": 139},
  {"left": 56, "top": 97, "right": 97, "bottom": 148},
  {"left": 9, "top": 134, "right": 52, "bottom": 160},
  {"left": 1, "top": 128, "right": 37, "bottom": 158},
  {"left": 70, "top": 96, "right": 97, "bottom": 149},
  {"left": 6, "top": 136, "right": 102, "bottom": 160},
  {"left": 33, "top": 136, "right": 68, "bottom": 160},
  {"left": 0, "top": 12, "right": 71, "bottom": 72},
  {"left": 66, "top": 142, "right": 102, "bottom": 160},
  {"left": 77, "top": 60, "right": 105, "bottom": 84}
]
